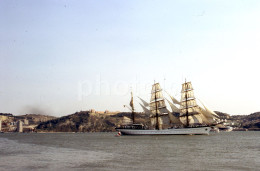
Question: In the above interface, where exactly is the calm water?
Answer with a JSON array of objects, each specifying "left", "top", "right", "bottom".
[{"left": 0, "top": 132, "right": 259, "bottom": 171}]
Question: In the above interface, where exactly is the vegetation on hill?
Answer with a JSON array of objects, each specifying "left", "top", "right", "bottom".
[
  {"left": 36, "top": 111, "right": 150, "bottom": 132},
  {"left": 231, "top": 112, "right": 260, "bottom": 129}
]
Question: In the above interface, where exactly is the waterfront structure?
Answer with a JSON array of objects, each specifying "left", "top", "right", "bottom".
[{"left": 17, "top": 120, "right": 23, "bottom": 133}]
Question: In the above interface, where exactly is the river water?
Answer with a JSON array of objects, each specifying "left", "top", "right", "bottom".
[{"left": 0, "top": 132, "right": 259, "bottom": 171}]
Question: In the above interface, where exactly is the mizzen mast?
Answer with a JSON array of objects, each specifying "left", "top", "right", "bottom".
[{"left": 130, "top": 91, "right": 135, "bottom": 124}]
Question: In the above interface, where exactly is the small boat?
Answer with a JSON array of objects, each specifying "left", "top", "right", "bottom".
[{"left": 115, "top": 131, "right": 121, "bottom": 137}]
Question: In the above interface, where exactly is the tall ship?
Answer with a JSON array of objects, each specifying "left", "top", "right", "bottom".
[{"left": 116, "top": 81, "right": 218, "bottom": 135}]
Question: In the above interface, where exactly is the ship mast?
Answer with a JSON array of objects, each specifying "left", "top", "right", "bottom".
[
  {"left": 130, "top": 91, "right": 135, "bottom": 124},
  {"left": 185, "top": 80, "right": 189, "bottom": 127},
  {"left": 155, "top": 83, "right": 159, "bottom": 130}
]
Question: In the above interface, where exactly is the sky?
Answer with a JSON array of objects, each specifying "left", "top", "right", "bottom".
[{"left": 1, "top": 0, "right": 260, "bottom": 116}]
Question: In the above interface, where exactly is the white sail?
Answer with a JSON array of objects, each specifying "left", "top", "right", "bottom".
[
  {"left": 181, "top": 91, "right": 194, "bottom": 100},
  {"left": 199, "top": 114, "right": 210, "bottom": 124},
  {"left": 203, "top": 105, "right": 219, "bottom": 118},
  {"left": 150, "top": 91, "right": 164, "bottom": 101},
  {"left": 182, "top": 82, "right": 193, "bottom": 91},
  {"left": 179, "top": 115, "right": 191, "bottom": 125},
  {"left": 180, "top": 99, "right": 197, "bottom": 109},
  {"left": 200, "top": 107, "right": 217, "bottom": 123},
  {"left": 200, "top": 101, "right": 219, "bottom": 124},
  {"left": 180, "top": 106, "right": 199, "bottom": 116},
  {"left": 165, "top": 91, "right": 181, "bottom": 105},
  {"left": 138, "top": 96, "right": 149, "bottom": 107},
  {"left": 150, "top": 117, "right": 156, "bottom": 126},
  {"left": 139, "top": 103, "right": 151, "bottom": 115},
  {"left": 159, "top": 107, "right": 170, "bottom": 114},
  {"left": 152, "top": 83, "right": 161, "bottom": 92},
  {"left": 149, "top": 82, "right": 172, "bottom": 129},
  {"left": 166, "top": 99, "right": 180, "bottom": 113},
  {"left": 150, "top": 100, "right": 166, "bottom": 111}
]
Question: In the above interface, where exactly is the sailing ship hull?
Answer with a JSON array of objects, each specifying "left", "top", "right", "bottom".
[{"left": 116, "top": 127, "right": 211, "bottom": 135}]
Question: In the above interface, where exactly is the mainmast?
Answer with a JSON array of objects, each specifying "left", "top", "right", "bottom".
[
  {"left": 185, "top": 80, "right": 189, "bottom": 127},
  {"left": 155, "top": 83, "right": 159, "bottom": 130},
  {"left": 180, "top": 80, "right": 199, "bottom": 127},
  {"left": 149, "top": 82, "right": 168, "bottom": 130}
]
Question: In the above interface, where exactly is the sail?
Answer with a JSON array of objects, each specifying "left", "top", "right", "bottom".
[
  {"left": 168, "top": 112, "right": 182, "bottom": 125},
  {"left": 149, "top": 82, "right": 171, "bottom": 129},
  {"left": 130, "top": 92, "right": 134, "bottom": 111},
  {"left": 182, "top": 82, "right": 193, "bottom": 92},
  {"left": 165, "top": 91, "right": 181, "bottom": 105},
  {"left": 150, "top": 91, "right": 164, "bottom": 102},
  {"left": 160, "top": 115, "right": 169, "bottom": 126},
  {"left": 181, "top": 91, "right": 194, "bottom": 100},
  {"left": 191, "top": 115, "right": 202, "bottom": 125},
  {"left": 152, "top": 83, "right": 161, "bottom": 92},
  {"left": 179, "top": 115, "right": 191, "bottom": 125},
  {"left": 203, "top": 105, "right": 219, "bottom": 118},
  {"left": 198, "top": 100, "right": 219, "bottom": 120},
  {"left": 159, "top": 107, "right": 170, "bottom": 114},
  {"left": 166, "top": 98, "right": 180, "bottom": 113},
  {"left": 158, "top": 117, "right": 163, "bottom": 129},
  {"left": 197, "top": 113, "right": 210, "bottom": 125},
  {"left": 200, "top": 107, "right": 217, "bottom": 123},
  {"left": 150, "top": 117, "right": 156, "bottom": 126},
  {"left": 180, "top": 99, "right": 197, "bottom": 109},
  {"left": 180, "top": 106, "right": 199, "bottom": 116},
  {"left": 138, "top": 96, "right": 149, "bottom": 107},
  {"left": 150, "top": 100, "right": 166, "bottom": 110},
  {"left": 139, "top": 103, "right": 151, "bottom": 115}
]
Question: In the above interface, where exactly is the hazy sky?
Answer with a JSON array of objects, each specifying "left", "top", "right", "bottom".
[{"left": 1, "top": 0, "right": 260, "bottom": 116}]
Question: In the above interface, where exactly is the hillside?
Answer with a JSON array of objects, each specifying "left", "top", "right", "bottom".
[
  {"left": 231, "top": 112, "right": 260, "bottom": 129},
  {"left": 36, "top": 111, "right": 149, "bottom": 132},
  {"left": 36, "top": 111, "right": 260, "bottom": 132}
]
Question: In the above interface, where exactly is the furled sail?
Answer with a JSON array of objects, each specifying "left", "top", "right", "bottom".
[{"left": 130, "top": 92, "right": 134, "bottom": 110}]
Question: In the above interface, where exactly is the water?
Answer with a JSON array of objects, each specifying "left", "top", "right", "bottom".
[{"left": 0, "top": 132, "right": 259, "bottom": 171}]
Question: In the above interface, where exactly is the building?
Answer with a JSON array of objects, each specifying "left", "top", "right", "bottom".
[
  {"left": 23, "top": 119, "right": 29, "bottom": 125},
  {"left": 17, "top": 120, "right": 23, "bottom": 133},
  {"left": 0, "top": 120, "right": 2, "bottom": 132}
]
